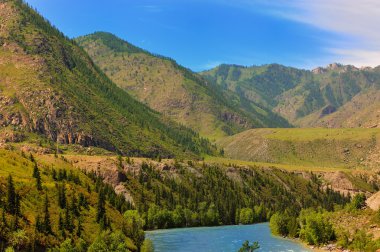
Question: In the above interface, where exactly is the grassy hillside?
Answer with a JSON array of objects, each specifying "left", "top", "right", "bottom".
[
  {"left": 0, "top": 149, "right": 140, "bottom": 251},
  {"left": 75, "top": 32, "right": 290, "bottom": 139},
  {"left": 0, "top": 0, "right": 215, "bottom": 158},
  {"left": 217, "top": 128, "right": 380, "bottom": 169},
  {"left": 202, "top": 63, "right": 380, "bottom": 128}
]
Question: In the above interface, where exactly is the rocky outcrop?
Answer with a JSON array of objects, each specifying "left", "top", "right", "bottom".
[{"left": 366, "top": 191, "right": 380, "bottom": 211}]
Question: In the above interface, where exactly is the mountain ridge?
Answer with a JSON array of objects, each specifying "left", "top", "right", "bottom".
[
  {"left": 76, "top": 32, "right": 291, "bottom": 139},
  {"left": 0, "top": 0, "right": 214, "bottom": 158},
  {"left": 202, "top": 63, "right": 380, "bottom": 128}
]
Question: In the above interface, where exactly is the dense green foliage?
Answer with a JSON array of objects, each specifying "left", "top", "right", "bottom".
[
  {"left": 269, "top": 209, "right": 335, "bottom": 245},
  {"left": 120, "top": 161, "right": 349, "bottom": 230},
  {"left": 298, "top": 209, "right": 335, "bottom": 245},
  {"left": 269, "top": 202, "right": 380, "bottom": 251}
]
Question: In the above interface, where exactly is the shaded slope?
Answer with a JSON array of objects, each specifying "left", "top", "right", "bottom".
[
  {"left": 0, "top": 0, "right": 213, "bottom": 158},
  {"left": 202, "top": 63, "right": 380, "bottom": 128},
  {"left": 76, "top": 32, "right": 290, "bottom": 139}
]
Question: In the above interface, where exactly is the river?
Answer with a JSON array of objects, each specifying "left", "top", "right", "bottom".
[{"left": 146, "top": 222, "right": 311, "bottom": 252}]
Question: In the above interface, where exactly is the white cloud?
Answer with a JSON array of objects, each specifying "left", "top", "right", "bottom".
[{"left": 217, "top": 0, "right": 380, "bottom": 67}]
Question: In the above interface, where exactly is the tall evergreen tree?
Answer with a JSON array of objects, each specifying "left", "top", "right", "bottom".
[
  {"left": 58, "top": 212, "right": 64, "bottom": 232},
  {"left": 6, "top": 175, "right": 17, "bottom": 215},
  {"left": 96, "top": 188, "right": 106, "bottom": 223},
  {"left": 43, "top": 193, "right": 52, "bottom": 234},
  {"left": 33, "top": 164, "right": 42, "bottom": 191},
  {"left": 76, "top": 218, "right": 83, "bottom": 237},
  {"left": 35, "top": 215, "right": 42, "bottom": 233},
  {"left": 64, "top": 206, "right": 74, "bottom": 232},
  {"left": 58, "top": 184, "right": 67, "bottom": 209}
]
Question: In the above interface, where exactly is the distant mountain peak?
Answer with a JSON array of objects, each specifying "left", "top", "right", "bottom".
[{"left": 312, "top": 63, "right": 363, "bottom": 74}]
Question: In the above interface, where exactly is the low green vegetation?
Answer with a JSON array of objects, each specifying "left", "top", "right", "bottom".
[
  {"left": 269, "top": 193, "right": 380, "bottom": 251},
  {"left": 217, "top": 128, "right": 380, "bottom": 169}
]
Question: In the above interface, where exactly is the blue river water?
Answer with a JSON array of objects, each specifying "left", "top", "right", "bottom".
[{"left": 145, "top": 223, "right": 311, "bottom": 252}]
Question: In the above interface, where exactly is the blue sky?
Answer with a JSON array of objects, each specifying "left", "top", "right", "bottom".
[{"left": 25, "top": 0, "right": 380, "bottom": 71}]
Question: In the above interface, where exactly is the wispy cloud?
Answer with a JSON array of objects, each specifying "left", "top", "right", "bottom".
[
  {"left": 138, "top": 5, "right": 163, "bottom": 13},
  {"left": 196, "top": 60, "right": 224, "bottom": 71},
  {"left": 216, "top": 0, "right": 380, "bottom": 67}
]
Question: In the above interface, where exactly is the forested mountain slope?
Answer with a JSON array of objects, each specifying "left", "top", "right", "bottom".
[
  {"left": 76, "top": 32, "right": 290, "bottom": 139},
  {"left": 202, "top": 63, "right": 380, "bottom": 128},
  {"left": 0, "top": 149, "right": 141, "bottom": 251},
  {"left": 0, "top": 0, "right": 214, "bottom": 158}
]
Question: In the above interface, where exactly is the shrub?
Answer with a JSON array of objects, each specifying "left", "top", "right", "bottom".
[
  {"left": 269, "top": 212, "right": 289, "bottom": 236},
  {"left": 299, "top": 209, "right": 335, "bottom": 245}
]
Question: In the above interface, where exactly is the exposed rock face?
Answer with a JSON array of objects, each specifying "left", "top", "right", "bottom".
[
  {"left": 220, "top": 111, "right": 248, "bottom": 127},
  {"left": 0, "top": 70, "right": 97, "bottom": 146},
  {"left": 312, "top": 67, "right": 327, "bottom": 74},
  {"left": 366, "top": 191, "right": 380, "bottom": 211}
]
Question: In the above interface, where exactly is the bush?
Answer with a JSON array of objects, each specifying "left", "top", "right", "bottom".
[
  {"left": 239, "top": 208, "right": 254, "bottom": 224},
  {"left": 349, "top": 193, "right": 366, "bottom": 210},
  {"left": 141, "top": 239, "right": 154, "bottom": 252},
  {"left": 88, "top": 230, "right": 133, "bottom": 252},
  {"left": 350, "top": 229, "right": 380, "bottom": 251},
  {"left": 269, "top": 212, "right": 289, "bottom": 236},
  {"left": 299, "top": 209, "right": 335, "bottom": 245}
]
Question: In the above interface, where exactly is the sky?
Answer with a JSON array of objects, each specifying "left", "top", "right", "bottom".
[{"left": 25, "top": 0, "right": 380, "bottom": 71}]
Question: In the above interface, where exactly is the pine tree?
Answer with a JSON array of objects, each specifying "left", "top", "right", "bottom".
[
  {"left": 32, "top": 163, "right": 38, "bottom": 178},
  {"left": 33, "top": 164, "right": 42, "bottom": 190},
  {"left": 43, "top": 193, "right": 52, "bottom": 234},
  {"left": 12, "top": 215, "right": 19, "bottom": 231},
  {"left": 64, "top": 206, "right": 73, "bottom": 232},
  {"left": 29, "top": 153, "right": 35, "bottom": 162},
  {"left": 7, "top": 175, "right": 16, "bottom": 215},
  {"left": 35, "top": 215, "right": 42, "bottom": 233},
  {"left": 70, "top": 195, "right": 80, "bottom": 217},
  {"left": 96, "top": 188, "right": 106, "bottom": 223},
  {"left": 58, "top": 184, "right": 67, "bottom": 209},
  {"left": 52, "top": 169, "right": 57, "bottom": 181},
  {"left": 1, "top": 208, "right": 7, "bottom": 228},
  {"left": 76, "top": 218, "right": 83, "bottom": 237},
  {"left": 58, "top": 212, "right": 64, "bottom": 231},
  {"left": 15, "top": 193, "right": 21, "bottom": 216}
]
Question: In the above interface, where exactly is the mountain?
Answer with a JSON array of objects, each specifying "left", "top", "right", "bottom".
[
  {"left": 0, "top": 0, "right": 215, "bottom": 158},
  {"left": 201, "top": 63, "right": 380, "bottom": 128},
  {"left": 75, "top": 32, "right": 290, "bottom": 140}
]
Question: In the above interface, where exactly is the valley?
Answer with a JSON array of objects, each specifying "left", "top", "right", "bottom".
[{"left": 0, "top": 0, "right": 380, "bottom": 251}]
